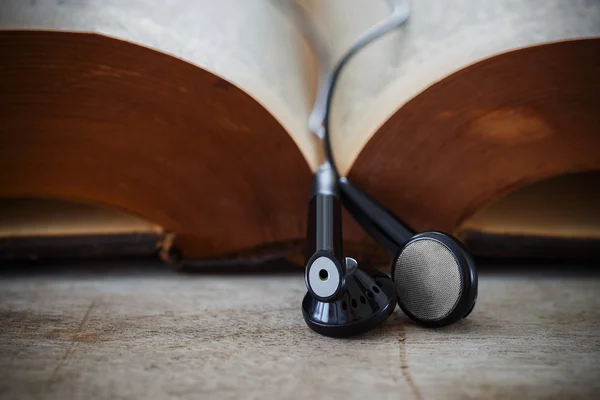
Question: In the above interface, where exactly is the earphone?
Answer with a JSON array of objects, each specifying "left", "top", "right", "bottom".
[
  {"left": 298, "top": 0, "right": 478, "bottom": 336},
  {"left": 303, "top": 162, "right": 397, "bottom": 336}
]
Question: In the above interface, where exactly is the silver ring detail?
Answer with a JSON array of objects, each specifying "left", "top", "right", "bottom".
[{"left": 308, "top": 256, "right": 340, "bottom": 298}]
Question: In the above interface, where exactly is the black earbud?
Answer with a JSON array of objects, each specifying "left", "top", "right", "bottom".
[
  {"left": 393, "top": 232, "right": 477, "bottom": 327},
  {"left": 297, "top": 0, "right": 477, "bottom": 336},
  {"left": 338, "top": 178, "right": 477, "bottom": 328},
  {"left": 302, "top": 164, "right": 396, "bottom": 337}
]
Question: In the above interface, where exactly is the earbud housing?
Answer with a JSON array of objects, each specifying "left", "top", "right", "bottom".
[
  {"left": 392, "top": 232, "right": 477, "bottom": 327},
  {"left": 302, "top": 264, "right": 396, "bottom": 337}
]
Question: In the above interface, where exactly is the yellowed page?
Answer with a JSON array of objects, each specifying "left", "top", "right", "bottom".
[
  {"left": 459, "top": 172, "right": 600, "bottom": 239},
  {"left": 0, "top": 198, "right": 162, "bottom": 237},
  {"left": 0, "top": 0, "right": 321, "bottom": 169},
  {"left": 311, "top": 0, "right": 600, "bottom": 174}
]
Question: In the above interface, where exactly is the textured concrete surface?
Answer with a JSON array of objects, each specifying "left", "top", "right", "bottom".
[{"left": 0, "top": 262, "right": 599, "bottom": 400}]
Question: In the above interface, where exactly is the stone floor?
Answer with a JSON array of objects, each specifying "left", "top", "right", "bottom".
[{"left": 0, "top": 261, "right": 598, "bottom": 399}]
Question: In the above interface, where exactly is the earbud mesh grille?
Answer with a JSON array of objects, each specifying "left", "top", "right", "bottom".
[{"left": 394, "top": 239, "right": 463, "bottom": 322}]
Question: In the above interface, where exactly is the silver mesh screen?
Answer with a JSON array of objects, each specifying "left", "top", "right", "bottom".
[{"left": 394, "top": 239, "right": 463, "bottom": 322}]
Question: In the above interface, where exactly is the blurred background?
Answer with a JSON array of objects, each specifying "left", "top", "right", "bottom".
[{"left": 1, "top": 0, "right": 599, "bottom": 268}]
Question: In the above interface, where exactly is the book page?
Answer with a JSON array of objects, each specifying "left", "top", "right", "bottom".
[
  {"left": 459, "top": 172, "right": 600, "bottom": 240},
  {"left": 0, "top": 198, "right": 162, "bottom": 237},
  {"left": 311, "top": 0, "right": 600, "bottom": 175},
  {"left": 0, "top": 0, "right": 321, "bottom": 169}
]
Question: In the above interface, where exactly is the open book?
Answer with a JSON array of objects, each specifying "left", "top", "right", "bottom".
[{"left": 1, "top": 0, "right": 599, "bottom": 263}]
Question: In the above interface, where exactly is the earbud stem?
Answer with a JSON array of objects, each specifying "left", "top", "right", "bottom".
[
  {"left": 306, "top": 162, "right": 344, "bottom": 266},
  {"left": 338, "top": 177, "right": 414, "bottom": 255}
]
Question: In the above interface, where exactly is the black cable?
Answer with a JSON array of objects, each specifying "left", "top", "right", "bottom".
[{"left": 318, "top": 0, "right": 410, "bottom": 177}]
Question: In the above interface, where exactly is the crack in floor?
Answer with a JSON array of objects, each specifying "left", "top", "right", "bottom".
[
  {"left": 46, "top": 299, "right": 97, "bottom": 387},
  {"left": 398, "top": 323, "right": 423, "bottom": 400}
]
